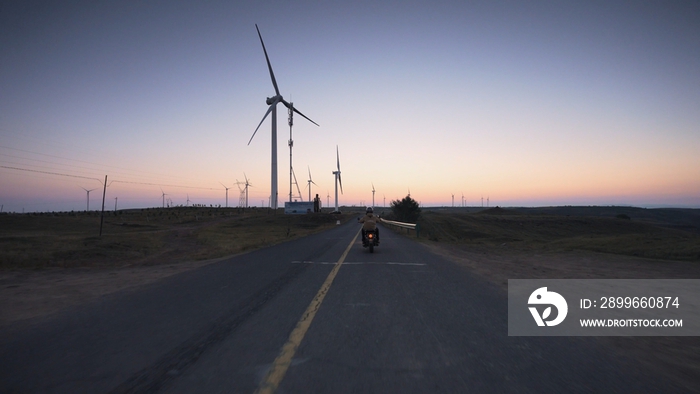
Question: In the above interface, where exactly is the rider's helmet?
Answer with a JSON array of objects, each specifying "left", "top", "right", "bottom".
[{"left": 366, "top": 207, "right": 373, "bottom": 213}]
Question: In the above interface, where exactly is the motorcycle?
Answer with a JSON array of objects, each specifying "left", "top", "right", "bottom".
[{"left": 362, "top": 229, "right": 379, "bottom": 253}]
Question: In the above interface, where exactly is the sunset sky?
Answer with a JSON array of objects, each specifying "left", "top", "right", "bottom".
[{"left": 1, "top": 1, "right": 699, "bottom": 212}]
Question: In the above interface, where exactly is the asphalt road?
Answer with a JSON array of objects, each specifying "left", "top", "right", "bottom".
[{"left": 0, "top": 220, "right": 681, "bottom": 393}]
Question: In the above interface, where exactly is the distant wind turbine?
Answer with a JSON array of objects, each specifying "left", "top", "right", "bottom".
[
  {"left": 372, "top": 183, "right": 376, "bottom": 208},
  {"left": 331, "top": 146, "right": 343, "bottom": 213},
  {"left": 243, "top": 174, "right": 253, "bottom": 208},
  {"left": 220, "top": 182, "right": 231, "bottom": 208},
  {"left": 81, "top": 187, "right": 96, "bottom": 211},
  {"left": 161, "top": 189, "right": 168, "bottom": 208},
  {"left": 452, "top": 193, "right": 455, "bottom": 208},
  {"left": 248, "top": 24, "right": 319, "bottom": 210},
  {"left": 305, "top": 166, "right": 317, "bottom": 202}
]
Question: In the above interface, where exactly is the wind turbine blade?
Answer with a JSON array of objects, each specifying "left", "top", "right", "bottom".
[
  {"left": 249, "top": 105, "right": 274, "bottom": 145},
  {"left": 281, "top": 100, "right": 319, "bottom": 126},
  {"left": 336, "top": 146, "right": 340, "bottom": 171},
  {"left": 255, "top": 24, "right": 280, "bottom": 96},
  {"left": 339, "top": 173, "right": 343, "bottom": 194}
]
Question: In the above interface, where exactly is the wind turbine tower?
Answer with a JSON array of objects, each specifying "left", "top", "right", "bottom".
[
  {"left": 372, "top": 183, "right": 376, "bottom": 208},
  {"left": 161, "top": 189, "right": 168, "bottom": 209},
  {"left": 220, "top": 183, "right": 231, "bottom": 208},
  {"left": 331, "top": 146, "right": 343, "bottom": 213},
  {"left": 452, "top": 193, "right": 454, "bottom": 208},
  {"left": 306, "top": 166, "right": 317, "bottom": 202},
  {"left": 248, "top": 24, "right": 319, "bottom": 210},
  {"left": 237, "top": 174, "right": 253, "bottom": 208},
  {"left": 81, "top": 187, "right": 96, "bottom": 211}
]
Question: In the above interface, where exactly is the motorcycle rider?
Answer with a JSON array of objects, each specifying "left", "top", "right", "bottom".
[{"left": 359, "top": 207, "right": 380, "bottom": 244}]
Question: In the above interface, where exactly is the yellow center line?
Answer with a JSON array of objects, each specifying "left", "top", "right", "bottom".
[{"left": 255, "top": 228, "right": 361, "bottom": 394}]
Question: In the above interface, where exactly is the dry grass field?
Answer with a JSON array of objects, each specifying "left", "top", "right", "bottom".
[
  {"left": 418, "top": 206, "right": 700, "bottom": 261},
  {"left": 0, "top": 207, "right": 356, "bottom": 270}
]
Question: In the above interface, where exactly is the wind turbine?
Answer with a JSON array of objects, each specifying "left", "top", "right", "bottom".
[
  {"left": 248, "top": 24, "right": 319, "bottom": 210},
  {"left": 161, "top": 189, "right": 168, "bottom": 208},
  {"left": 452, "top": 193, "right": 455, "bottom": 208},
  {"left": 306, "top": 166, "right": 317, "bottom": 202},
  {"left": 331, "top": 146, "right": 343, "bottom": 213},
  {"left": 81, "top": 187, "right": 96, "bottom": 211},
  {"left": 186, "top": 194, "right": 191, "bottom": 207},
  {"left": 242, "top": 174, "right": 253, "bottom": 208},
  {"left": 220, "top": 182, "right": 231, "bottom": 208}
]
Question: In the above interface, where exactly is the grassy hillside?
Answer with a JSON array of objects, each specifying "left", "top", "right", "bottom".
[{"left": 416, "top": 207, "right": 700, "bottom": 261}]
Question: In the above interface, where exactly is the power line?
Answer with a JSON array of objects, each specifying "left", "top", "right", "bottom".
[
  {"left": 0, "top": 144, "right": 210, "bottom": 186},
  {"left": 0, "top": 165, "right": 103, "bottom": 182},
  {"left": 109, "top": 180, "right": 219, "bottom": 191},
  {"left": 1, "top": 165, "right": 220, "bottom": 191}
]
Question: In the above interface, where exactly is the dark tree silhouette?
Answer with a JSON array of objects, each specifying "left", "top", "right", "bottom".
[{"left": 390, "top": 195, "right": 421, "bottom": 223}]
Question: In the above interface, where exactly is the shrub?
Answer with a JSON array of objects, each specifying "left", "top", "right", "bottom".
[{"left": 390, "top": 195, "right": 421, "bottom": 223}]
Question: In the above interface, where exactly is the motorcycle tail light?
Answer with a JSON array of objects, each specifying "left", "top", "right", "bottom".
[{"left": 368, "top": 233, "right": 373, "bottom": 238}]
